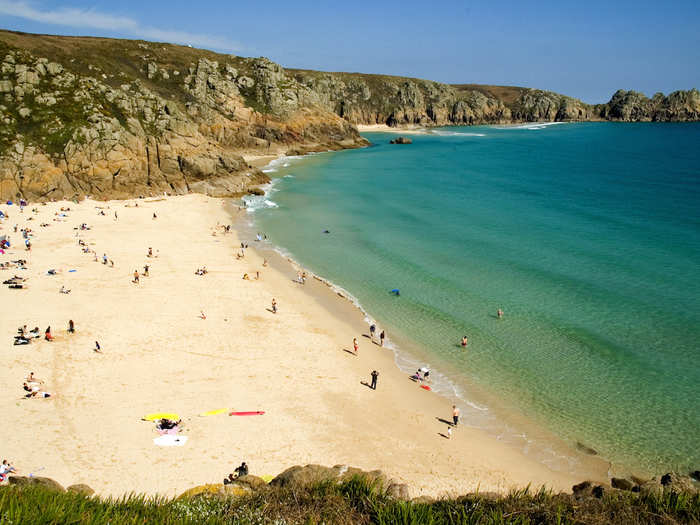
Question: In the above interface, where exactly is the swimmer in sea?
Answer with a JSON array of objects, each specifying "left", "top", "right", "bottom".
[
  {"left": 497, "top": 308, "right": 504, "bottom": 319},
  {"left": 461, "top": 336, "right": 468, "bottom": 347}
]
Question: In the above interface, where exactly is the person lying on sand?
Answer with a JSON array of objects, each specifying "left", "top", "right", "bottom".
[
  {"left": 22, "top": 383, "right": 51, "bottom": 398},
  {"left": 59, "top": 285, "right": 71, "bottom": 294}
]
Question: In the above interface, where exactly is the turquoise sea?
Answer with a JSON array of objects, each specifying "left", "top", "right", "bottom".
[{"left": 249, "top": 122, "right": 700, "bottom": 476}]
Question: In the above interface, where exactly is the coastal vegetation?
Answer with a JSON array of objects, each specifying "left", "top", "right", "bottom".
[{"left": 1, "top": 474, "right": 699, "bottom": 524}]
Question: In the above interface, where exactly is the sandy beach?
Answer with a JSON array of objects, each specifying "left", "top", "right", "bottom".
[
  {"left": 0, "top": 194, "right": 607, "bottom": 498},
  {"left": 356, "top": 124, "right": 429, "bottom": 134}
]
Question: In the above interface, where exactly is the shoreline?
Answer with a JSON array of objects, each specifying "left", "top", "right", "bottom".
[
  {"left": 236, "top": 160, "right": 614, "bottom": 483},
  {"left": 1, "top": 193, "right": 607, "bottom": 499}
]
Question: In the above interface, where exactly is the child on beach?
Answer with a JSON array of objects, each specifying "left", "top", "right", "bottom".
[{"left": 353, "top": 338, "right": 359, "bottom": 355}]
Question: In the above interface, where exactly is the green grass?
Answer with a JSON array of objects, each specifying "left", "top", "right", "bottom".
[{"left": 1, "top": 476, "right": 699, "bottom": 525}]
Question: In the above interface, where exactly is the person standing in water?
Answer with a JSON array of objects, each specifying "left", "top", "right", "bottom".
[
  {"left": 461, "top": 336, "right": 468, "bottom": 347},
  {"left": 497, "top": 308, "right": 504, "bottom": 319},
  {"left": 379, "top": 330, "right": 385, "bottom": 346}
]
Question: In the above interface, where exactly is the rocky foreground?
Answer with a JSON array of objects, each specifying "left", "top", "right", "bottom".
[
  {"left": 3, "top": 465, "right": 699, "bottom": 524},
  {"left": 0, "top": 30, "right": 698, "bottom": 202}
]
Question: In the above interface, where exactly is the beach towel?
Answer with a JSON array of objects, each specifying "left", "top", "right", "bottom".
[
  {"left": 156, "top": 425, "right": 181, "bottom": 435},
  {"left": 153, "top": 435, "right": 188, "bottom": 447}
]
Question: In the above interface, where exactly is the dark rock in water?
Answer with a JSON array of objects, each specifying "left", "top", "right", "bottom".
[
  {"left": 67, "top": 483, "right": 95, "bottom": 496},
  {"left": 9, "top": 476, "right": 65, "bottom": 492},
  {"left": 575, "top": 441, "right": 598, "bottom": 455},
  {"left": 389, "top": 137, "right": 412, "bottom": 144},
  {"left": 611, "top": 477, "right": 634, "bottom": 491},
  {"left": 691, "top": 470, "right": 700, "bottom": 482},
  {"left": 248, "top": 187, "right": 265, "bottom": 196}
]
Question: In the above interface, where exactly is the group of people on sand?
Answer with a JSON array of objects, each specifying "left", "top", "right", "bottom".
[
  {"left": 22, "top": 372, "right": 52, "bottom": 399},
  {"left": 0, "top": 459, "right": 17, "bottom": 482},
  {"left": 223, "top": 461, "right": 248, "bottom": 484}
]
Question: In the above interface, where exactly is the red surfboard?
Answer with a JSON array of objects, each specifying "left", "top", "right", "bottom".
[
  {"left": 229, "top": 411, "right": 265, "bottom": 416},
  {"left": 420, "top": 385, "right": 431, "bottom": 391}
]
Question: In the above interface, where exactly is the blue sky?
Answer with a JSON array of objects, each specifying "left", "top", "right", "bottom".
[{"left": 0, "top": 0, "right": 698, "bottom": 103}]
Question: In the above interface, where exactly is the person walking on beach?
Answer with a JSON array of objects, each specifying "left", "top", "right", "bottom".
[
  {"left": 67, "top": 319, "right": 75, "bottom": 334},
  {"left": 271, "top": 298, "right": 277, "bottom": 314},
  {"left": 94, "top": 341, "right": 102, "bottom": 353},
  {"left": 452, "top": 405, "right": 460, "bottom": 426},
  {"left": 133, "top": 270, "right": 139, "bottom": 284},
  {"left": 369, "top": 324, "right": 376, "bottom": 342},
  {"left": 379, "top": 330, "right": 385, "bottom": 346},
  {"left": 353, "top": 338, "right": 359, "bottom": 355},
  {"left": 370, "top": 370, "right": 379, "bottom": 390},
  {"left": 143, "top": 264, "right": 149, "bottom": 277}
]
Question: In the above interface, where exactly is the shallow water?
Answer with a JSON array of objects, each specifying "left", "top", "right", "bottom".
[{"left": 252, "top": 122, "right": 700, "bottom": 476}]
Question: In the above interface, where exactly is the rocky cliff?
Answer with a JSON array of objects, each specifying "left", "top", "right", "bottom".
[
  {"left": 0, "top": 30, "right": 698, "bottom": 201},
  {"left": 0, "top": 31, "right": 368, "bottom": 201}
]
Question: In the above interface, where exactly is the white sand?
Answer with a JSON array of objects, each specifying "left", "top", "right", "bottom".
[{"left": 0, "top": 195, "right": 606, "bottom": 497}]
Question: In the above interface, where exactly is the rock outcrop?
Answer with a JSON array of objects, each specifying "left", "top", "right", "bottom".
[
  {"left": 389, "top": 137, "right": 412, "bottom": 144},
  {"left": 0, "top": 30, "right": 697, "bottom": 202},
  {"left": 0, "top": 31, "right": 368, "bottom": 201}
]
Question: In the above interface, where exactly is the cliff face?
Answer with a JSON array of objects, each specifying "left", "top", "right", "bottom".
[
  {"left": 598, "top": 89, "right": 700, "bottom": 121},
  {"left": 0, "top": 32, "right": 368, "bottom": 201},
  {"left": 0, "top": 30, "right": 698, "bottom": 201}
]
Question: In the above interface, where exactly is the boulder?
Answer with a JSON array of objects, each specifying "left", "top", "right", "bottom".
[
  {"left": 691, "top": 470, "right": 700, "bottom": 482},
  {"left": 572, "top": 480, "right": 607, "bottom": 499},
  {"left": 8, "top": 476, "right": 65, "bottom": 492},
  {"left": 389, "top": 137, "right": 412, "bottom": 144},
  {"left": 639, "top": 473, "right": 697, "bottom": 496},
  {"left": 611, "top": 477, "right": 634, "bottom": 491},
  {"left": 270, "top": 464, "right": 390, "bottom": 491},
  {"left": 411, "top": 495, "right": 436, "bottom": 504},
  {"left": 177, "top": 484, "right": 222, "bottom": 499},
  {"left": 270, "top": 464, "right": 338, "bottom": 488},
  {"left": 234, "top": 475, "right": 267, "bottom": 490},
  {"left": 177, "top": 482, "right": 253, "bottom": 500},
  {"left": 387, "top": 482, "right": 410, "bottom": 500},
  {"left": 67, "top": 483, "right": 95, "bottom": 496}
]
